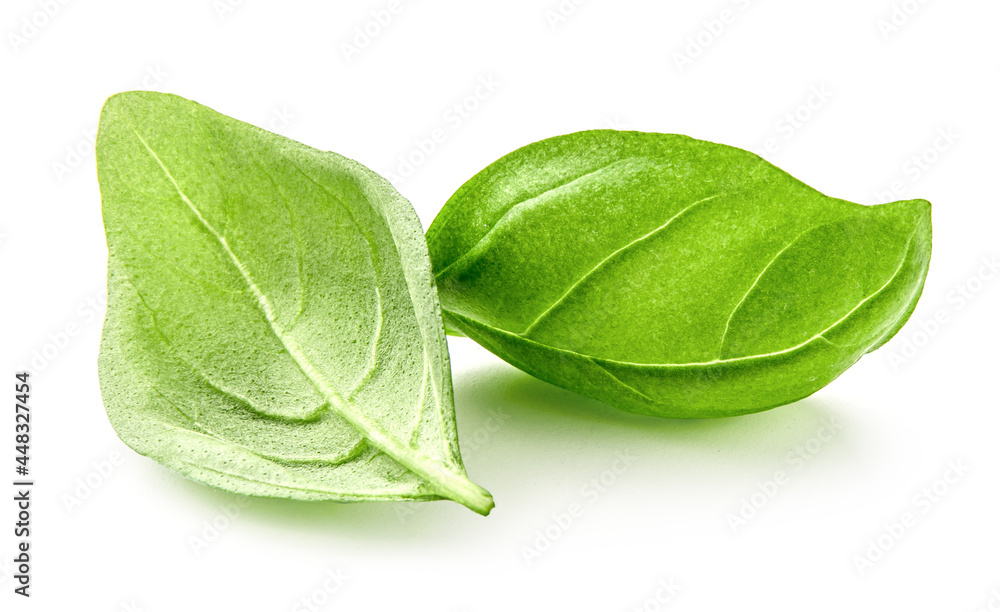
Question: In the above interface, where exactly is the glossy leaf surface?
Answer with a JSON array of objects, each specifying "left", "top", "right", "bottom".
[{"left": 428, "top": 130, "right": 932, "bottom": 418}]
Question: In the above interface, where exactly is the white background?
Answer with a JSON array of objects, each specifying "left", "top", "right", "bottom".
[{"left": 2, "top": 0, "right": 999, "bottom": 610}]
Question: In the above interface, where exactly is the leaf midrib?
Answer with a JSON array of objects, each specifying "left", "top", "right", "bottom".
[{"left": 123, "top": 123, "right": 484, "bottom": 509}]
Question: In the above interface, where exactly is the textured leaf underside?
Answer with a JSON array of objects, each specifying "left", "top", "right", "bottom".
[{"left": 97, "top": 91, "right": 492, "bottom": 514}]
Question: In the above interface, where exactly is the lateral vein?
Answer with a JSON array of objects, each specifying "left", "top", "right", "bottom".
[
  {"left": 434, "top": 157, "right": 644, "bottom": 280},
  {"left": 717, "top": 227, "right": 814, "bottom": 357},
  {"left": 452, "top": 227, "right": 918, "bottom": 369},
  {"left": 521, "top": 193, "right": 722, "bottom": 336}
]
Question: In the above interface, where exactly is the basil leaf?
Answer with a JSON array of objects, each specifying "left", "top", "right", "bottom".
[
  {"left": 97, "top": 91, "right": 492, "bottom": 514},
  {"left": 427, "top": 130, "right": 932, "bottom": 418}
]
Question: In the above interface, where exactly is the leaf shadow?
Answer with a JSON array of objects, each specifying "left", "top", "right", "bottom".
[
  {"left": 452, "top": 362, "right": 853, "bottom": 509},
  {"left": 168, "top": 465, "right": 492, "bottom": 544},
  {"left": 166, "top": 360, "right": 852, "bottom": 540}
]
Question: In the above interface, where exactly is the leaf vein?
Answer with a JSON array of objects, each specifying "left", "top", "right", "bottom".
[
  {"left": 451, "top": 229, "right": 917, "bottom": 369},
  {"left": 408, "top": 359, "right": 430, "bottom": 447},
  {"left": 250, "top": 157, "right": 307, "bottom": 329},
  {"left": 281, "top": 159, "right": 387, "bottom": 397},
  {"left": 435, "top": 157, "right": 643, "bottom": 279},
  {"left": 177, "top": 460, "right": 427, "bottom": 499},
  {"left": 717, "top": 226, "right": 815, "bottom": 357},
  {"left": 521, "top": 193, "right": 722, "bottom": 336},
  {"left": 589, "top": 359, "right": 655, "bottom": 401}
]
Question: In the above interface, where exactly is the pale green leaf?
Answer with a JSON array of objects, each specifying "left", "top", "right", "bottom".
[{"left": 97, "top": 91, "right": 492, "bottom": 514}]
